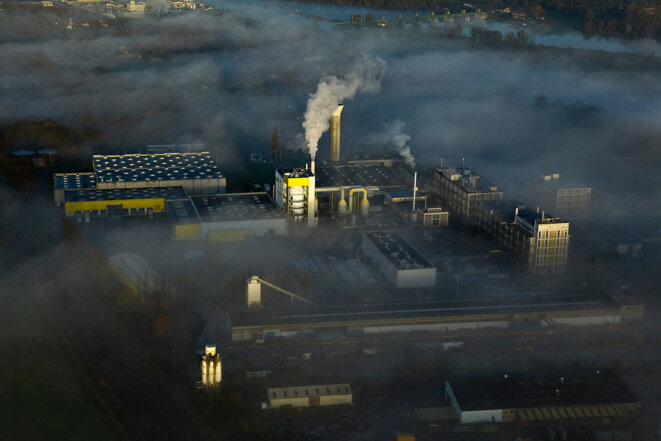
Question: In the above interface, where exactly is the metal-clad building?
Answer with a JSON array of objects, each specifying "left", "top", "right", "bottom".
[
  {"left": 93, "top": 152, "right": 226, "bottom": 194},
  {"left": 64, "top": 187, "right": 188, "bottom": 221},
  {"left": 267, "top": 384, "right": 352, "bottom": 408},
  {"left": 445, "top": 373, "right": 637, "bottom": 425},
  {"left": 362, "top": 230, "right": 436, "bottom": 288},
  {"left": 192, "top": 192, "right": 286, "bottom": 242}
]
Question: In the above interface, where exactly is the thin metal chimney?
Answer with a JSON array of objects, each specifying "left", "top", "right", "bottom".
[{"left": 329, "top": 104, "right": 344, "bottom": 163}]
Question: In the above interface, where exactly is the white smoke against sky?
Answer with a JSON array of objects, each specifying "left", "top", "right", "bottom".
[
  {"left": 370, "top": 119, "right": 415, "bottom": 169},
  {"left": 302, "top": 55, "right": 386, "bottom": 160}
]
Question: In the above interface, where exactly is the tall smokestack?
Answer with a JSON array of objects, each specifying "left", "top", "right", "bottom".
[{"left": 329, "top": 104, "right": 344, "bottom": 163}]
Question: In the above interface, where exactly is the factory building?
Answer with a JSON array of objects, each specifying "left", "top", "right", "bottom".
[
  {"left": 362, "top": 231, "right": 436, "bottom": 288},
  {"left": 167, "top": 192, "right": 287, "bottom": 241},
  {"left": 92, "top": 153, "right": 225, "bottom": 194},
  {"left": 64, "top": 187, "right": 188, "bottom": 222},
  {"left": 433, "top": 165, "right": 503, "bottom": 224},
  {"left": 536, "top": 173, "right": 591, "bottom": 220},
  {"left": 108, "top": 252, "right": 159, "bottom": 294},
  {"left": 476, "top": 200, "right": 569, "bottom": 274},
  {"left": 274, "top": 167, "right": 316, "bottom": 227},
  {"left": 54, "top": 152, "right": 226, "bottom": 206},
  {"left": 230, "top": 296, "right": 642, "bottom": 342},
  {"left": 384, "top": 191, "right": 449, "bottom": 227},
  {"left": 445, "top": 373, "right": 637, "bottom": 425},
  {"left": 267, "top": 384, "right": 352, "bottom": 409},
  {"left": 200, "top": 345, "right": 222, "bottom": 389}
]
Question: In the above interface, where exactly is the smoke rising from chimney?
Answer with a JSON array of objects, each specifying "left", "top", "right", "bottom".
[
  {"left": 302, "top": 56, "right": 386, "bottom": 160},
  {"left": 371, "top": 119, "right": 416, "bottom": 169}
]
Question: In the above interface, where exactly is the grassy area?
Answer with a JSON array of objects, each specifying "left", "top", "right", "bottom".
[{"left": 0, "top": 280, "right": 120, "bottom": 441}]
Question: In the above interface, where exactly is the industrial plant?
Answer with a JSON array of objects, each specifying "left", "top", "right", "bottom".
[{"left": 48, "top": 104, "right": 651, "bottom": 441}]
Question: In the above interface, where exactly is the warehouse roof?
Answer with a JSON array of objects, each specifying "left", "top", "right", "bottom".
[
  {"left": 54, "top": 172, "right": 96, "bottom": 190},
  {"left": 268, "top": 384, "right": 352, "bottom": 400},
  {"left": 447, "top": 373, "right": 635, "bottom": 412},
  {"left": 166, "top": 199, "right": 200, "bottom": 225},
  {"left": 363, "top": 230, "right": 434, "bottom": 270},
  {"left": 191, "top": 192, "right": 283, "bottom": 222},
  {"left": 64, "top": 186, "right": 188, "bottom": 202},
  {"left": 92, "top": 152, "right": 223, "bottom": 183},
  {"left": 315, "top": 164, "right": 411, "bottom": 189}
]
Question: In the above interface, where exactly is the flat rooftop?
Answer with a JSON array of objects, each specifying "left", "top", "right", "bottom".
[
  {"left": 64, "top": 186, "right": 188, "bottom": 202},
  {"left": 268, "top": 384, "right": 352, "bottom": 399},
  {"left": 541, "top": 175, "right": 590, "bottom": 190},
  {"left": 448, "top": 373, "right": 635, "bottom": 411},
  {"left": 92, "top": 152, "right": 223, "bottom": 183},
  {"left": 54, "top": 172, "right": 96, "bottom": 190},
  {"left": 479, "top": 199, "right": 524, "bottom": 222},
  {"left": 436, "top": 167, "right": 501, "bottom": 194},
  {"left": 315, "top": 164, "right": 411, "bottom": 189},
  {"left": 231, "top": 294, "right": 625, "bottom": 328},
  {"left": 166, "top": 199, "right": 200, "bottom": 225},
  {"left": 191, "top": 192, "right": 283, "bottom": 223},
  {"left": 364, "top": 230, "right": 434, "bottom": 270}
]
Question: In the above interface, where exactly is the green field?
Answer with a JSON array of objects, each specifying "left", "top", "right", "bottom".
[{"left": 0, "top": 278, "right": 120, "bottom": 441}]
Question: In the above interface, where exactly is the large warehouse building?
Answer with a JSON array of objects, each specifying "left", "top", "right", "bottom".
[
  {"left": 362, "top": 230, "right": 436, "bottom": 288},
  {"left": 54, "top": 152, "right": 226, "bottom": 205},
  {"left": 445, "top": 373, "right": 637, "bottom": 424}
]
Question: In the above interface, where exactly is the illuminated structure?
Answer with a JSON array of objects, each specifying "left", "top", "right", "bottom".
[
  {"left": 274, "top": 166, "right": 316, "bottom": 227},
  {"left": 433, "top": 164, "right": 503, "bottom": 224},
  {"left": 476, "top": 200, "right": 569, "bottom": 274},
  {"left": 537, "top": 173, "right": 591, "bottom": 220},
  {"left": 64, "top": 187, "right": 188, "bottom": 221},
  {"left": 329, "top": 105, "right": 344, "bottom": 163},
  {"left": 201, "top": 345, "right": 222, "bottom": 389}
]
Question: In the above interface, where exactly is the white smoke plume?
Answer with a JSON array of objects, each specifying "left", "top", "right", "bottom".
[
  {"left": 370, "top": 119, "right": 416, "bottom": 169},
  {"left": 302, "top": 56, "right": 386, "bottom": 160}
]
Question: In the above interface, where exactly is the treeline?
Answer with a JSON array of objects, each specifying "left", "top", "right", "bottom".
[{"left": 294, "top": 0, "right": 661, "bottom": 40}]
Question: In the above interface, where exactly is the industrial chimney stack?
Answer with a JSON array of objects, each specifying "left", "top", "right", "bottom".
[{"left": 329, "top": 104, "right": 344, "bottom": 163}]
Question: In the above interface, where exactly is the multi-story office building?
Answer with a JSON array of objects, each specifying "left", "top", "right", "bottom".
[
  {"left": 536, "top": 173, "right": 591, "bottom": 220},
  {"left": 433, "top": 165, "right": 503, "bottom": 223},
  {"left": 477, "top": 200, "right": 569, "bottom": 274}
]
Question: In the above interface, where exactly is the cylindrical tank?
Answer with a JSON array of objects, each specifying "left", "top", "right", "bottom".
[
  {"left": 214, "top": 360, "right": 221, "bottom": 384},
  {"left": 338, "top": 198, "right": 348, "bottom": 215},
  {"left": 201, "top": 360, "right": 208, "bottom": 385},
  {"left": 360, "top": 196, "right": 369, "bottom": 217},
  {"left": 289, "top": 187, "right": 306, "bottom": 221}
]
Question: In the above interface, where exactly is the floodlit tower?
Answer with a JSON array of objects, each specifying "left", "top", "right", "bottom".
[{"left": 201, "top": 345, "right": 222, "bottom": 388}]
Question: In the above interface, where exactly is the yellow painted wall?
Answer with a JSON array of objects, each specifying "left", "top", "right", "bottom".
[
  {"left": 175, "top": 223, "right": 201, "bottom": 240},
  {"left": 284, "top": 176, "right": 309, "bottom": 187},
  {"left": 64, "top": 198, "right": 166, "bottom": 216},
  {"left": 208, "top": 230, "right": 253, "bottom": 243}
]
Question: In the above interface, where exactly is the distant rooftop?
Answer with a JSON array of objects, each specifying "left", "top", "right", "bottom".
[
  {"left": 315, "top": 164, "right": 411, "bottom": 189},
  {"left": 268, "top": 384, "right": 352, "bottom": 400},
  {"left": 92, "top": 152, "right": 223, "bottom": 183},
  {"left": 64, "top": 186, "right": 188, "bottom": 202},
  {"left": 447, "top": 372, "right": 635, "bottom": 412},
  {"left": 363, "top": 230, "right": 434, "bottom": 270},
  {"left": 540, "top": 174, "right": 590, "bottom": 190},
  {"left": 480, "top": 199, "right": 525, "bottom": 223},
  {"left": 192, "top": 192, "right": 283, "bottom": 223}
]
